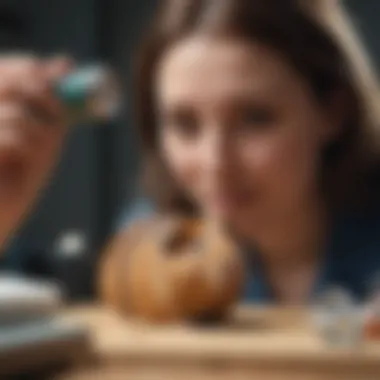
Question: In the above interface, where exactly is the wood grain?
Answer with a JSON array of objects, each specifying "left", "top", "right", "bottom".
[{"left": 57, "top": 305, "right": 380, "bottom": 380}]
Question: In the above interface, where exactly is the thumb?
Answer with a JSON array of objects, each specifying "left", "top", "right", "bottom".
[{"left": 45, "top": 55, "right": 74, "bottom": 81}]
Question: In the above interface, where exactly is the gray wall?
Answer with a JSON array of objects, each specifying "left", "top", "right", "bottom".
[{"left": 347, "top": 0, "right": 380, "bottom": 66}]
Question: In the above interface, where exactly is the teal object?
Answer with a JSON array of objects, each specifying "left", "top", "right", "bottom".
[
  {"left": 55, "top": 65, "right": 102, "bottom": 107},
  {"left": 54, "top": 65, "right": 114, "bottom": 124}
]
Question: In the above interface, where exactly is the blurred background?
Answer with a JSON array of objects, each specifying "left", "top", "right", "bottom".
[{"left": 1, "top": 0, "right": 379, "bottom": 301}]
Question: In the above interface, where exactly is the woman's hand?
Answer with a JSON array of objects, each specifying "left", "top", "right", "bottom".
[{"left": 0, "top": 55, "right": 72, "bottom": 248}]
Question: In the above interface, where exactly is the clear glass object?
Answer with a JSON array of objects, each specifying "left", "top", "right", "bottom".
[
  {"left": 312, "top": 287, "right": 365, "bottom": 348},
  {"left": 363, "top": 273, "right": 380, "bottom": 339},
  {"left": 54, "top": 64, "right": 121, "bottom": 125}
]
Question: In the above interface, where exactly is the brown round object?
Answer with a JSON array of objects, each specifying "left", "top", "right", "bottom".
[{"left": 98, "top": 215, "right": 244, "bottom": 324}]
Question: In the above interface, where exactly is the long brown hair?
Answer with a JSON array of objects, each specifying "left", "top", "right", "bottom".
[{"left": 133, "top": 0, "right": 380, "bottom": 215}]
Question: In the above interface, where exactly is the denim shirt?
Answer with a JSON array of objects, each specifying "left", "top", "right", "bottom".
[{"left": 118, "top": 199, "right": 380, "bottom": 303}]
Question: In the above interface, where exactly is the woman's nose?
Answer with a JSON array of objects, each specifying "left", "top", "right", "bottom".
[{"left": 199, "top": 129, "right": 231, "bottom": 176}]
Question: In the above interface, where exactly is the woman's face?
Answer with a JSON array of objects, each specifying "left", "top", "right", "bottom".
[{"left": 155, "top": 36, "right": 339, "bottom": 234}]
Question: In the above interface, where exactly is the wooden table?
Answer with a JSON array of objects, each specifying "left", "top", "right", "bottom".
[{"left": 56, "top": 305, "right": 380, "bottom": 380}]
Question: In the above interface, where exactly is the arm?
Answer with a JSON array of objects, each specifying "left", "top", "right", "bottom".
[
  {"left": 0, "top": 57, "right": 71, "bottom": 251},
  {"left": 0, "top": 6, "right": 71, "bottom": 252}
]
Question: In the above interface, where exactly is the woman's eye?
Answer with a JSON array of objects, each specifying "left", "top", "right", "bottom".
[
  {"left": 239, "top": 107, "right": 274, "bottom": 129},
  {"left": 163, "top": 111, "right": 199, "bottom": 137}
]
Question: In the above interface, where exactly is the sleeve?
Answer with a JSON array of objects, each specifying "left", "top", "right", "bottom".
[{"left": 114, "top": 198, "right": 154, "bottom": 231}]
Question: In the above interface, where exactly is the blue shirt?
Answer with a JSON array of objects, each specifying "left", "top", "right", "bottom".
[{"left": 119, "top": 199, "right": 380, "bottom": 303}]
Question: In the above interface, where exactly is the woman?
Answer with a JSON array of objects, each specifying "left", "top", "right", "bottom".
[{"left": 108, "top": 0, "right": 380, "bottom": 305}]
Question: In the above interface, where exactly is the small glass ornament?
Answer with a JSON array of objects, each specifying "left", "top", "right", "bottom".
[
  {"left": 311, "top": 286, "right": 365, "bottom": 348},
  {"left": 54, "top": 64, "right": 121, "bottom": 125},
  {"left": 364, "top": 273, "right": 380, "bottom": 340}
]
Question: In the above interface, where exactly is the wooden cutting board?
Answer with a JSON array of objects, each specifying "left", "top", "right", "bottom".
[{"left": 56, "top": 304, "right": 380, "bottom": 380}]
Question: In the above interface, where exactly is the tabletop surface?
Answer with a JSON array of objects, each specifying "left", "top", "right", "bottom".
[{"left": 59, "top": 304, "right": 380, "bottom": 369}]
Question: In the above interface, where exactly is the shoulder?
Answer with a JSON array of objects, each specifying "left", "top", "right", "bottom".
[{"left": 115, "top": 198, "right": 155, "bottom": 231}]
